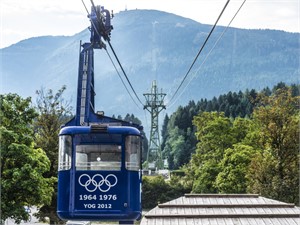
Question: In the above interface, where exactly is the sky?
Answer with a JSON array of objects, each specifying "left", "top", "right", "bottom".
[{"left": 0, "top": 0, "right": 299, "bottom": 48}]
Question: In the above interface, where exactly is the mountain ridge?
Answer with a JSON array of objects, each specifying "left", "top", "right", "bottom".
[{"left": 1, "top": 9, "right": 299, "bottom": 118}]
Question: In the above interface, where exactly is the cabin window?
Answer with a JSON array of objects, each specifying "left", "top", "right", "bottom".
[
  {"left": 58, "top": 135, "right": 72, "bottom": 171},
  {"left": 73, "top": 133, "right": 122, "bottom": 171},
  {"left": 125, "top": 136, "right": 141, "bottom": 171},
  {"left": 76, "top": 144, "right": 121, "bottom": 171}
]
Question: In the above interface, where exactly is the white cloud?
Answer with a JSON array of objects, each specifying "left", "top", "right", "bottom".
[{"left": 1, "top": 0, "right": 89, "bottom": 48}]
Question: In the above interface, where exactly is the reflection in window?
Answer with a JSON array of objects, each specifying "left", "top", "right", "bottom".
[
  {"left": 58, "top": 135, "right": 72, "bottom": 171},
  {"left": 126, "top": 136, "right": 141, "bottom": 171},
  {"left": 76, "top": 144, "right": 121, "bottom": 171}
]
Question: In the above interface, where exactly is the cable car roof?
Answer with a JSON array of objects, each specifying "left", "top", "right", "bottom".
[{"left": 59, "top": 125, "right": 141, "bottom": 135}]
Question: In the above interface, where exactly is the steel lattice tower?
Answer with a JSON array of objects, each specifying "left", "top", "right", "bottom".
[{"left": 143, "top": 80, "right": 166, "bottom": 170}]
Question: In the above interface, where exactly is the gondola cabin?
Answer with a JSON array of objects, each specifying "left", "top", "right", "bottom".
[{"left": 57, "top": 124, "right": 142, "bottom": 222}]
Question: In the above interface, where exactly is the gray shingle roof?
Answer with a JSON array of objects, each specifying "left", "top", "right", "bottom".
[{"left": 141, "top": 194, "right": 300, "bottom": 225}]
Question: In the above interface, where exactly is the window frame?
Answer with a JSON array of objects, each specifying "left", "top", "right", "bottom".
[
  {"left": 125, "top": 135, "right": 142, "bottom": 171},
  {"left": 58, "top": 135, "right": 72, "bottom": 171}
]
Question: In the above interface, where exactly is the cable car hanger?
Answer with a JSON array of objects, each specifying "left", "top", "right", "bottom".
[{"left": 57, "top": 1, "right": 143, "bottom": 224}]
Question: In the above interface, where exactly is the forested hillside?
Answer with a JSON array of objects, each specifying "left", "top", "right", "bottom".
[
  {"left": 161, "top": 82, "right": 299, "bottom": 169},
  {"left": 153, "top": 82, "right": 299, "bottom": 207}
]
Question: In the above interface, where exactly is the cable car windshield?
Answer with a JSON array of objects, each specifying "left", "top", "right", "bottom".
[
  {"left": 76, "top": 143, "right": 122, "bottom": 171},
  {"left": 58, "top": 133, "right": 141, "bottom": 172}
]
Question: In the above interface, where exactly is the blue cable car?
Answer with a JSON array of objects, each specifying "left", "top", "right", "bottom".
[
  {"left": 57, "top": 4, "right": 143, "bottom": 223},
  {"left": 57, "top": 124, "right": 143, "bottom": 221}
]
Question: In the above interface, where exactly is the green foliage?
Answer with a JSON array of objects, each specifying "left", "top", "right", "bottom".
[
  {"left": 142, "top": 175, "right": 191, "bottom": 209},
  {"left": 123, "top": 113, "right": 142, "bottom": 125},
  {"left": 164, "top": 127, "right": 186, "bottom": 169},
  {"left": 193, "top": 112, "right": 235, "bottom": 158},
  {"left": 33, "top": 86, "right": 72, "bottom": 224},
  {"left": 189, "top": 112, "right": 243, "bottom": 193},
  {"left": 191, "top": 159, "right": 220, "bottom": 193},
  {"left": 247, "top": 87, "right": 299, "bottom": 204},
  {"left": 162, "top": 102, "right": 197, "bottom": 169},
  {"left": 161, "top": 89, "right": 257, "bottom": 170},
  {"left": 160, "top": 114, "right": 169, "bottom": 154},
  {"left": 153, "top": 83, "right": 300, "bottom": 207},
  {"left": 198, "top": 90, "right": 256, "bottom": 118},
  {"left": 182, "top": 85, "right": 299, "bottom": 205},
  {"left": 216, "top": 144, "right": 255, "bottom": 193},
  {"left": 142, "top": 176, "right": 168, "bottom": 209},
  {"left": 0, "top": 94, "right": 54, "bottom": 224},
  {"left": 170, "top": 170, "right": 185, "bottom": 177},
  {"left": 246, "top": 150, "right": 278, "bottom": 198}
]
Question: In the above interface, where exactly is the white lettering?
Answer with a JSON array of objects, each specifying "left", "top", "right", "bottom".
[
  {"left": 97, "top": 204, "right": 112, "bottom": 209},
  {"left": 84, "top": 204, "right": 96, "bottom": 208},
  {"left": 99, "top": 194, "right": 117, "bottom": 201},
  {"left": 79, "top": 195, "right": 97, "bottom": 201}
]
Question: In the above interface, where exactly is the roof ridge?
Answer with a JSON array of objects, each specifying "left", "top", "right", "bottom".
[
  {"left": 145, "top": 213, "right": 300, "bottom": 219},
  {"left": 184, "top": 193, "right": 259, "bottom": 198},
  {"left": 158, "top": 203, "right": 296, "bottom": 208}
]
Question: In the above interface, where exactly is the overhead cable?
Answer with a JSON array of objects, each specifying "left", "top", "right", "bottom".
[
  {"left": 167, "top": 0, "right": 231, "bottom": 106},
  {"left": 107, "top": 41, "right": 145, "bottom": 107},
  {"left": 89, "top": 0, "right": 144, "bottom": 107},
  {"left": 81, "top": 0, "right": 144, "bottom": 109},
  {"left": 167, "top": 0, "right": 247, "bottom": 109},
  {"left": 105, "top": 49, "right": 142, "bottom": 109}
]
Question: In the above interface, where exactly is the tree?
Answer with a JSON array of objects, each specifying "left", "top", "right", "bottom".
[
  {"left": 187, "top": 112, "right": 252, "bottom": 193},
  {"left": 34, "top": 86, "right": 72, "bottom": 224},
  {"left": 216, "top": 144, "right": 255, "bottom": 193},
  {"left": 0, "top": 94, "right": 54, "bottom": 224},
  {"left": 189, "top": 112, "right": 235, "bottom": 192},
  {"left": 160, "top": 114, "right": 169, "bottom": 153},
  {"left": 124, "top": 113, "right": 142, "bottom": 125},
  {"left": 142, "top": 176, "right": 169, "bottom": 209},
  {"left": 247, "top": 88, "right": 299, "bottom": 204},
  {"left": 142, "top": 175, "right": 190, "bottom": 209},
  {"left": 161, "top": 101, "right": 199, "bottom": 170},
  {"left": 163, "top": 126, "right": 194, "bottom": 170},
  {"left": 193, "top": 112, "right": 234, "bottom": 159}
]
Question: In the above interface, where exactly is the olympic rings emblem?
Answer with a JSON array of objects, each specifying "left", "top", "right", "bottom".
[{"left": 78, "top": 174, "right": 118, "bottom": 192}]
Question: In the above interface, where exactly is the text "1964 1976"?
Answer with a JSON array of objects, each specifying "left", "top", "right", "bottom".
[{"left": 79, "top": 194, "right": 117, "bottom": 201}]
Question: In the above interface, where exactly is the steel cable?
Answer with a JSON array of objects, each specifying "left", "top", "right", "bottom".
[{"left": 167, "top": 0, "right": 231, "bottom": 106}]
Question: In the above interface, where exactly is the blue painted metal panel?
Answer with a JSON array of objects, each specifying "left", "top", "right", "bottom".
[
  {"left": 58, "top": 170, "right": 141, "bottom": 221},
  {"left": 57, "top": 171, "right": 71, "bottom": 220}
]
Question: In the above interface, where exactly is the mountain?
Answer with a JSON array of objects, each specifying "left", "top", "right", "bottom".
[{"left": 1, "top": 9, "right": 299, "bottom": 119}]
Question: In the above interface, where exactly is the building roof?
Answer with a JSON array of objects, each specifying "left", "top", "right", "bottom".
[{"left": 141, "top": 194, "right": 300, "bottom": 225}]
